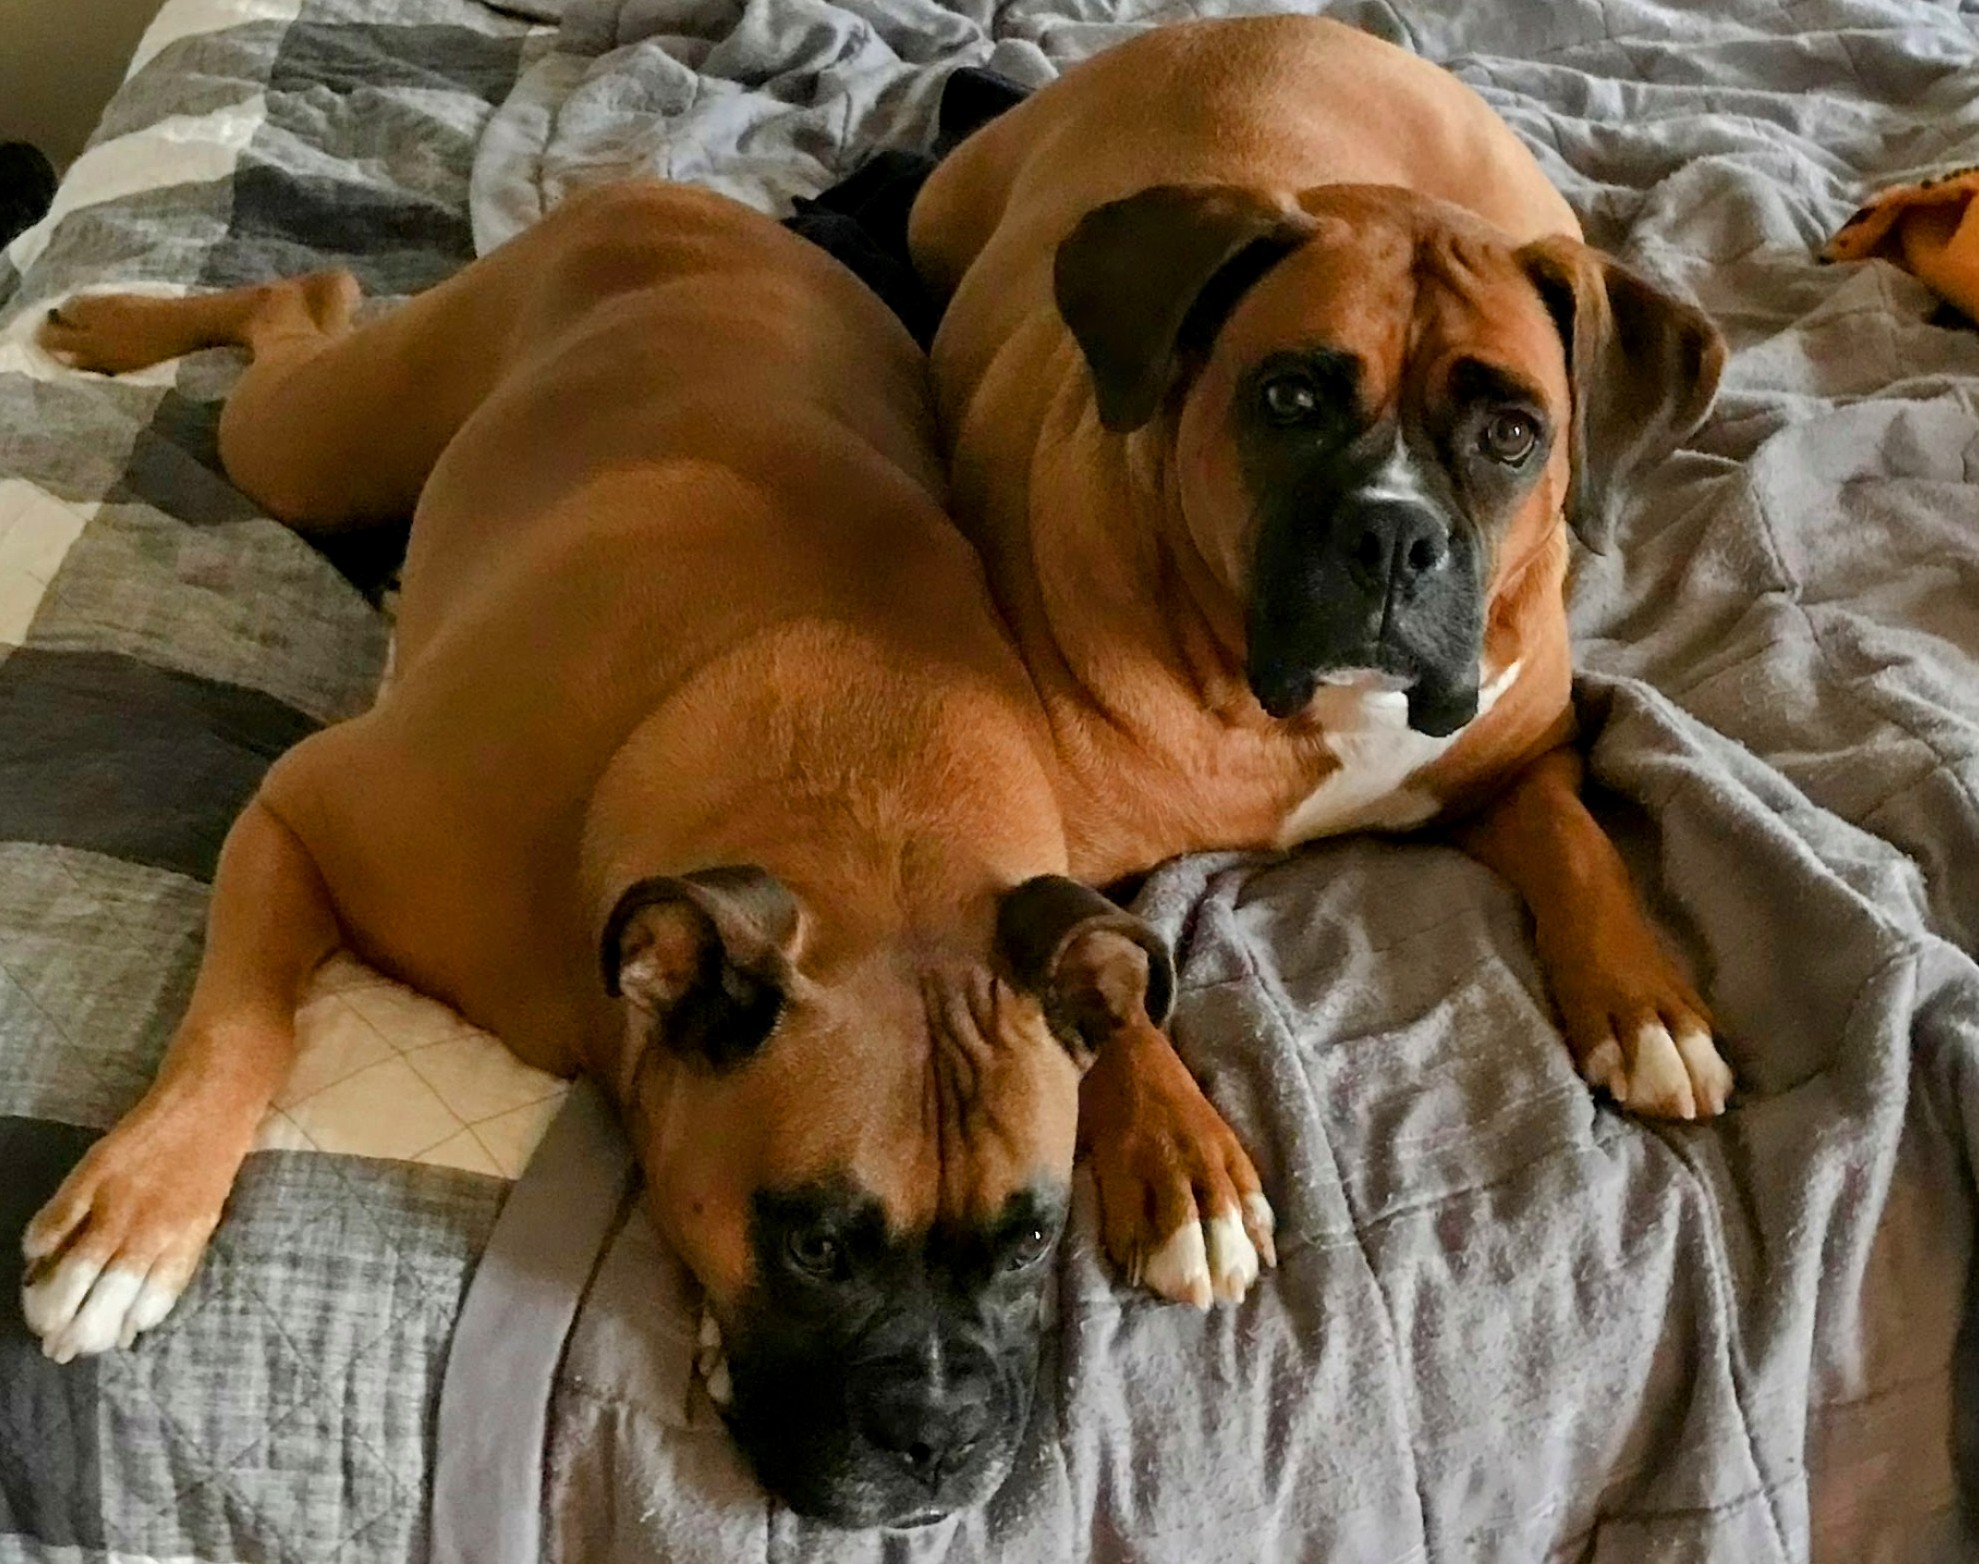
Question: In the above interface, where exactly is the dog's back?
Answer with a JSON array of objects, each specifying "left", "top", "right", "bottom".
[
  {"left": 382, "top": 182, "right": 954, "bottom": 659},
  {"left": 246, "top": 185, "right": 1056, "bottom": 1069},
  {"left": 911, "top": 15, "right": 1580, "bottom": 418}
]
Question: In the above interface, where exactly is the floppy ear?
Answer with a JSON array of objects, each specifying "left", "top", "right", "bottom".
[
  {"left": 1053, "top": 184, "right": 1314, "bottom": 433},
  {"left": 996, "top": 875, "right": 1176, "bottom": 1067},
  {"left": 600, "top": 866, "right": 802, "bottom": 1072},
  {"left": 1518, "top": 236, "right": 1727, "bottom": 554}
]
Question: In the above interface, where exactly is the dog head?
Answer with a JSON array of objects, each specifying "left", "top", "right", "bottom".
[
  {"left": 1053, "top": 182, "right": 1725, "bottom": 735},
  {"left": 597, "top": 867, "right": 1171, "bottom": 1527}
]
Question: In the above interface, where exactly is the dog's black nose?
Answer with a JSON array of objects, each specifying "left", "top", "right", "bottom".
[
  {"left": 1343, "top": 500, "right": 1449, "bottom": 596},
  {"left": 858, "top": 1375, "right": 993, "bottom": 1490}
]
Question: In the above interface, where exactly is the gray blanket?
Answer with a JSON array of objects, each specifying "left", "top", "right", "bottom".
[{"left": 445, "top": 0, "right": 1979, "bottom": 1559}]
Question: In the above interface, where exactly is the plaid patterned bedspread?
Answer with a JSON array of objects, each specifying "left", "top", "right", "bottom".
[
  {"left": 8, "top": 0, "right": 1979, "bottom": 1559},
  {"left": 0, "top": 3, "right": 568, "bottom": 1559}
]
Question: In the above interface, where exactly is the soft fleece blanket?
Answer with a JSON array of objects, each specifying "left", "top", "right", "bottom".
[{"left": 438, "top": 0, "right": 1979, "bottom": 1561}]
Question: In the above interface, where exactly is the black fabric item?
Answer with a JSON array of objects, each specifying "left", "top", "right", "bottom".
[
  {"left": 933, "top": 64, "right": 1033, "bottom": 156},
  {"left": 781, "top": 65, "right": 1035, "bottom": 348},
  {"left": 0, "top": 648, "right": 318, "bottom": 881},
  {"left": 0, "top": 1119, "right": 106, "bottom": 1551},
  {"left": 0, "top": 143, "right": 55, "bottom": 251},
  {"left": 312, "top": 520, "right": 415, "bottom": 603},
  {"left": 784, "top": 150, "right": 942, "bottom": 347}
]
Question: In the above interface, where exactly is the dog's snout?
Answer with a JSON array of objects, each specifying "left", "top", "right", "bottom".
[
  {"left": 858, "top": 1367, "right": 995, "bottom": 1490},
  {"left": 1344, "top": 500, "right": 1450, "bottom": 595}
]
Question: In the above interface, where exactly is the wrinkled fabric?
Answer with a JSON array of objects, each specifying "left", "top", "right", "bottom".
[{"left": 450, "top": 1, "right": 1979, "bottom": 1559}]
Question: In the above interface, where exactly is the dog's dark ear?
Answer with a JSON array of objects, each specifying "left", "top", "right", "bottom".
[
  {"left": 996, "top": 875, "right": 1175, "bottom": 1067},
  {"left": 1054, "top": 184, "right": 1314, "bottom": 434},
  {"left": 601, "top": 866, "right": 801, "bottom": 1072},
  {"left": 1518, "top": 236, "right": 1726, "bottom": 554}
]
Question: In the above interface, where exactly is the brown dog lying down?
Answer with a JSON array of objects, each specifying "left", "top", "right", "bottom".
[
  {"left": 909, "top": 17, "right": 1737, "bottom": 1168},
  {"left": 19, "top": 182, "right": 1273, "bottom": 1527}
]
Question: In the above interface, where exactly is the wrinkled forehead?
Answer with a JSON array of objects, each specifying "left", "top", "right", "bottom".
[
  {"left": 1212, "top": 197, "right": 1571, "bottom": 415},
  {"left": 733, "top": 964, "right": 1082, "bottom": 1235}
]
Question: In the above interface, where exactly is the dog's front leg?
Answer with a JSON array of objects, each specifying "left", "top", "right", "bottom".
[
  {"left": 21, "top": 796, "right": 341, "bottom": 1360},
  {"left": 1455, "top": 746, "right": 1733, "bottom": 1120},
  {"left": 1078, "top": 1017, "right": 1276, "bottom": 1309}
]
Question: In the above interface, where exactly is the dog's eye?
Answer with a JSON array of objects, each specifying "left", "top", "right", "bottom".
[
  {"left": 1259, "top": 373, "right": 1321, "bottom": 425},
  {"left": 1005, "top": 1225, "right": 1052, "bottom": 1272},
  {"left": 1480, "top": 409, "right": 1540, "bottom": 465},
  {"left": 785, "top": 1228, "right": 843, "bottom": 1279}
]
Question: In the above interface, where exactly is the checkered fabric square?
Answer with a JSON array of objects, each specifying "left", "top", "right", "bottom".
[{"left": 0, "top": 3, "right": 564, "bottom": 1558}]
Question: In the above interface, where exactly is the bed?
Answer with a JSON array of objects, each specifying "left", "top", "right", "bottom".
[{"left": 1, "top": 0, "right": 1975, "bottom": 1560}]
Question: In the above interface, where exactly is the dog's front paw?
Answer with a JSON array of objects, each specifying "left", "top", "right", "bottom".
[
  {"left": 1580, "top": 1016, "right": 1732, "bottom": 1122},
  {"left": 1551, "top": 943, "right": 1733, "bottom": 1121},
  {"left": 20, "top": 1112, "right": 237, "bottom": 1362},
  {"left": 1079, "top": 1033, "right": 1275, "bottom": 1308}
]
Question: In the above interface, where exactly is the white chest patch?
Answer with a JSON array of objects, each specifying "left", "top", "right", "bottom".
[{"left": 1275, "top": 660, "right": 1521, "bottom": 845}]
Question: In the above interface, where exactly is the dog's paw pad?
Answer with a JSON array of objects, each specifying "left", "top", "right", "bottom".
[
  {"left": 18, "top": 1121, "right": 229, "bottom": 1361},
  {"left": 32, "top": 291, "right": 184, "bottom": 376},
  {"left": 1082, "top": 1038, "right": 1276, "bottom": 1308}
]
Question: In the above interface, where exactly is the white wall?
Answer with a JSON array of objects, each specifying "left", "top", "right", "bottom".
[{"left": 0, "top": 0, "right": 171, "bottom": 167}]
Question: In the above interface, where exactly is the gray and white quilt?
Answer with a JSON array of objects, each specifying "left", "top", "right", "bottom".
[
  {"left": 2, "top": 0, "right": 1978, "bottom": 1560},
  {"left": 0, "top": 2, "right": 558, "bottom": 1560}
]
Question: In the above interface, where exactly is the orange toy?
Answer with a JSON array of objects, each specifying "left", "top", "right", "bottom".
[{"left": 1823, "top": 166, "right": 1979, "bottom": 323}]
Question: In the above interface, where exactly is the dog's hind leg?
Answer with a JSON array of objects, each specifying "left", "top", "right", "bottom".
[
  {"left": 20, "top": 793, "right": 341, "bottom": 1361},
  {"left": 38, "top": 270, "right": 360, "bottom": 377},
  {"left": 38, "top": 261, "right": 516, "bottom": 533}
]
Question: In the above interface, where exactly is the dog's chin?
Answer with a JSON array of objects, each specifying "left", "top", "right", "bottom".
[
  {"left": 1248, "top": 658, "right": 1479, "bottom": 736},
  {"left": 1402, "top": 675, "right": 1480, "bottom": 738},
  {"left": 719, "top": 1344, "right": 1029, "bottom": 1531},
  {"left": 760, "top": 1441, "right": 1020, "bottom": 1531}
]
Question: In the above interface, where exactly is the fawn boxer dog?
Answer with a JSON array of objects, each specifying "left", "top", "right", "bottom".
[
  {"left": 19, "top": 183, "right": 1271, "bottom": 1527},
  {"left": 908, "top": 17, "right": 1736, "bottom": 1156}
]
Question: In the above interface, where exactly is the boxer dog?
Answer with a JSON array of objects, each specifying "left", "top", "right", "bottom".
[
  {"left": 907, "top": 15, "right": 1736, "bottom": 1179},
  {"left": 19, "top": 183, "right": 1266, "bottom": 1527}
]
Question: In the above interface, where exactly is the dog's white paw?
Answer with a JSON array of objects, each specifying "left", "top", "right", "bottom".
[
  {"left": 22, "top": 1256, "right": 188, "bottom": 1364},
  {"left": 1082, "top": 1034, "right": 1277, "bottom": 1309},
  {"left": 20, "top": 1117, "right": 235, "bottom": 1362},
  {"left": 1139, "top": 1219, "right": 1210, "bottom": 1306},
  {"left": 1138, "top": 1193, "right": 1276, "bottom": 1309},
  {"left": 1582, "top": 1020, "right": 1733, "bottom": 1122}
]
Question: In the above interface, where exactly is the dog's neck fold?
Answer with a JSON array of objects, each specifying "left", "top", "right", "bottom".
[{"left": 1025, "top": 414, "right": 1261, "bottom": 733}]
